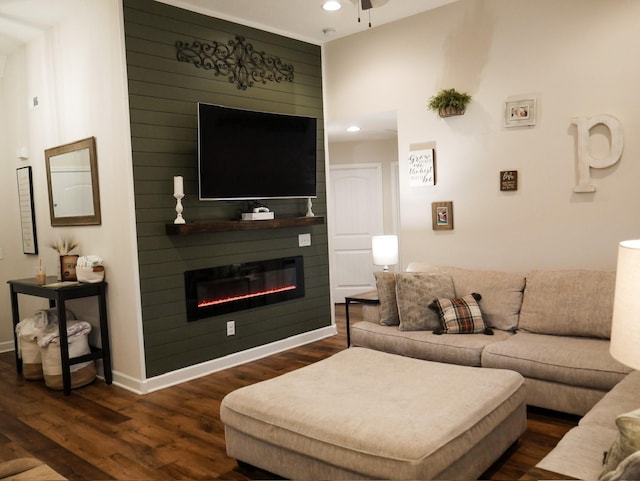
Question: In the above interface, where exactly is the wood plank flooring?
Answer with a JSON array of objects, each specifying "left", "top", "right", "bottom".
[{"left": 0, "top": 304, "right": 579, "bottom": 480}]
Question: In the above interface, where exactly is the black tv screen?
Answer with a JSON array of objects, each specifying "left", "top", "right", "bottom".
[{"left": 198, "top": 103, "right": 317, "bottom": 200}]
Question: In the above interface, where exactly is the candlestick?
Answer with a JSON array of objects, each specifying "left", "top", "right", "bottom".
[
  {"left": 305, "top": 197, "right": 315, "bottom": 217},
  {"left": 174, "top": 193, "right": 186, "bottom": 224},
  {"left": 173, "top": 175, "right": 184, "bottom": 196}
]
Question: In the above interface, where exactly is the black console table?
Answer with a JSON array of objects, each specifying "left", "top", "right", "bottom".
[{"left": 7, "top": 277, "right": 112, "bottom": 395}]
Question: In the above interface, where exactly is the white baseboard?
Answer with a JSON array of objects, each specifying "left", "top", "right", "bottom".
[
  {"left": 0, "top": 340, "right": 15, "bottom": 353},
  {"left": 112, "top": 324, "right": 338, "bottom": 395}
]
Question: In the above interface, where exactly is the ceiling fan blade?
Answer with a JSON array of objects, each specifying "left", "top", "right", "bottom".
[{"left": 361, "top": 0, "right": 373, "bottom": 10}]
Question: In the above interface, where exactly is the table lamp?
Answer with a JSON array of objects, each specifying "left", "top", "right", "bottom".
[
  {"left": 610, "top": 239, "right": 640, "bottom": 370},
  {"left": 372, "top": 235, "right": 398, "bottom": 272}
]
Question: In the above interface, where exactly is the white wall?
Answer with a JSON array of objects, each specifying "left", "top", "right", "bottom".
[
  {"left": 0, "top": 47, "right": 50, "bottom": 352},
  {"left": 324, "top": 0, "right": 640, "bottom": 272},
  {"left": 0, "top": 0, "right": 145, "bottom": 384}
]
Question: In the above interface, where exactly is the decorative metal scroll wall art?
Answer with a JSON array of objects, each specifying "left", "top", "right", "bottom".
[{"left": 176, "top": 35, "right": 294, "bottom": 90}]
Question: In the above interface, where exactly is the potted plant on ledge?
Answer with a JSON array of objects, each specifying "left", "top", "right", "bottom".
[{"left": 428, "top": 88, "right": 472, "bottom": 118}]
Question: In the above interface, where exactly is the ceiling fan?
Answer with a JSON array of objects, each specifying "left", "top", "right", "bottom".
[
  {"left": 350, "top": 0, "right": 391, "bottom": 26},
  {"left": 358, "top": 0, "right": 391, "bottom": 9}
]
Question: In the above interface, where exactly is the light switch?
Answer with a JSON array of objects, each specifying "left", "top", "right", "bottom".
[
  {"left": 298, "top": 233, "right": 311, "bottom": 247},
  {"left": 0, "top": 248, "right": 3, "bottom": 259}
]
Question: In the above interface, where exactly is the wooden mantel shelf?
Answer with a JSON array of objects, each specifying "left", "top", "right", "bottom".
[{"left": 166, "top": 216, "right": 324, "bottom": 235}]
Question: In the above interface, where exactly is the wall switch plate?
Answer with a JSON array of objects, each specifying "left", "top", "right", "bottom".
[
  {"left": 226, "top": 320, "right": 235, "bottom": 336},
  {"left": 298, "top": 233, "right": 311, "bottom": 247},
  {"left": 0, "top": 248, "right": 3, "bottom": 259}
]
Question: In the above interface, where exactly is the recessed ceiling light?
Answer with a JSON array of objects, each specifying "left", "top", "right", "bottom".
[
  {"left": 346, "top": 125, "right": 361, "bottom": 132},
  {"left": 322, "top": 1, "right": 342, "bottom": 12}
]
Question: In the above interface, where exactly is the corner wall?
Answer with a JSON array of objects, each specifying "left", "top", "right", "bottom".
[
  {"left": 0, "top": 0, "right": 145, "bottom": 383},
  {"left": 324, "top": 0, "right": 640, "bottom": 272},
  {"left": 123, "top": 0, "right": 331, "bottom": 378}
]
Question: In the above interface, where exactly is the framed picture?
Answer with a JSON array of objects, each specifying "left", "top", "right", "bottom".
[
  {"left": 408, "top": 148, "right": 436, "bottom": 186},
  {"left": 16, "top": 166, "right": 38, "bottom": 254},
  {"left": 504, "top": 97, "right": 536, "bottom": 127},
  {"left": 500, "top": 170, "right": 518, "bottom": 191},
  {"left": 432, "top": 201, "right": 453, "bottom": 230}
]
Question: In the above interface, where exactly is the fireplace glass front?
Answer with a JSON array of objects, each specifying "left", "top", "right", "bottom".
[{"left": 184, "top": 256, "right": 305, "bottom": 321}]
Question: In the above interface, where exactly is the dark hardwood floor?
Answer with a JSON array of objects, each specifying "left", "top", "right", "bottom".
[{"left": 0, "top": 304, "right": 578, "bottom": 480}]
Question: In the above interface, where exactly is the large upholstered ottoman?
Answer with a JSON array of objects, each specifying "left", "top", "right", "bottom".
[{"left": 220, "top": 347, "right": 526, "bottom": 480}]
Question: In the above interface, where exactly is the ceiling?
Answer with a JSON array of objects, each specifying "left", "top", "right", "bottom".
[
  {"left": 160, "top": 0, "right": 457, "bottom": 45},
  {"left": 0, "top": 0, "right": 456, "bottom": 141},
  {"left": 0, "top": 0, "right": 85, "bottom": 57}
]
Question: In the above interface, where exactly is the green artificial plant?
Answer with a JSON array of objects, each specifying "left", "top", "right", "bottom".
[{"left": 428, "top": 88, "right": 472, "bottom": 117}]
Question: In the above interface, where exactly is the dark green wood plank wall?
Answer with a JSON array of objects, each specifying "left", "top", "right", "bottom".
[{"left": 123, "top": 0, "right": 330, "bottom": 378}]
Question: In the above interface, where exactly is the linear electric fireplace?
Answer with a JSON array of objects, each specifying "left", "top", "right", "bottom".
[{"left": 184, "top": 256, "right": 305, "bottom": 322}]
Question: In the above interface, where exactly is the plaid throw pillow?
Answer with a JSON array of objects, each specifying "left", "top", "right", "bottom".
[{"left": 429, "top": 293, "right": 493, "bottom": 335}]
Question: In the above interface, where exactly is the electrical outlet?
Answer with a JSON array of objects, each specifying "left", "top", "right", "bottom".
[
  {"left": 298, "top": 233, "right": 311, "bottom": 247},
  {"left": 226, "top": 320, "right": 235, "bottom": 336}
]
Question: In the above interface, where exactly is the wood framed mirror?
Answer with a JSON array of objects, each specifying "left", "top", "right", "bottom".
[{"left": 45, "top": 137, "right": 101, "bottom": 226}]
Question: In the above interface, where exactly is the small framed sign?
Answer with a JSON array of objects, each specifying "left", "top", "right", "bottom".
[
  {"left": 432, "top": 201, "right": 453, "bottom": 230},
  {"left": 500, "top": 170, "right": 518, "bottom": 191},
  {"left": 408, "top": 148, "right": 436, "bottom": 186}
]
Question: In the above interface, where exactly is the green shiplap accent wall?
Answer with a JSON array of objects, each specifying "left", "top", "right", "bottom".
[{"left": 123, "top": 0, "right": 330, "bottom": 378}]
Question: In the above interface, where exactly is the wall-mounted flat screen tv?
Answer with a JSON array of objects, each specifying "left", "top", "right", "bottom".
[{"left": 198, "top": 102, "right": 317, "bottom": 201}]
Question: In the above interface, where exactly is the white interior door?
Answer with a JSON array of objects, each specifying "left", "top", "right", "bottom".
[{"left": 329, "top": 163, "right": 383, "bottom": 302}]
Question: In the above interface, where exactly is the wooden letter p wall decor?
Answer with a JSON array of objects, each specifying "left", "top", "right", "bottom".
[{"left": 571, "top": 114, "right": 624, "bottom": 193}]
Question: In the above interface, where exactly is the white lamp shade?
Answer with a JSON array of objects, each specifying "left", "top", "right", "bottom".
[
  {"left": 372, "top": 235, "right": 398, "bottom": 267},
  {"left": 610, "top": 239, "right": 640, "bottom": 370}
]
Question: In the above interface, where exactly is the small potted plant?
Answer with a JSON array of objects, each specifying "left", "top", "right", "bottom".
[{"left": 428, "top": 88, "right": 472, "bottom": 117}]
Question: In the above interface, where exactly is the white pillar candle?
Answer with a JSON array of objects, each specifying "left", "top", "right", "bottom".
[{"left": 174, "top": 176, "right": 184, "bottom": 196}]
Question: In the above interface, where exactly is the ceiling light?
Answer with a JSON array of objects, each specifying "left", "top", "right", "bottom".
[
  {"left": 347, "top": 125, "right": 361, "bottom": 132},
  {"left": 322, "top": 1, "right": 342, "bottom": 11}
]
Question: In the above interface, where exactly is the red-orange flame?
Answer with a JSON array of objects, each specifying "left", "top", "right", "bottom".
[{"left": 198, "top": 285, "right": 296, "bottom": 308}]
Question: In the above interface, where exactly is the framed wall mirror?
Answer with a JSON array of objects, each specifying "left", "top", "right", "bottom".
[{"left": 45, "top": 136, "right": 101, "bottom": 226}]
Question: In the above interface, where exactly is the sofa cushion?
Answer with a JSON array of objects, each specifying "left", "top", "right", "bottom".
[
  {"left": 519, "top": 269, "right": 616, "bottom": 338},
  {"left": 395, "top": 272, "right": 454, "bottom": 331},
  {"left": 406, "top": 264, "right": 525, "bottom": 331},
  {"left": 601, "top": 408, "right": 640, "bottom": 478},
  {"left": 374, "top": 271, "right": 399, "bottom": 326},
  {"left": 481, "top": 332, "right": 631, "bottom": 390},
  {"left": 429, "top": 293, "right": 492, "bottom": 334},
  {"left": 351, "top": 321, "right": 512, "bottom": 367}
]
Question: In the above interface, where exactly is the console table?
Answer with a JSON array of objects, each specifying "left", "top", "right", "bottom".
[{"left": 7, "top": 277, "right": 112, "bottom": 395}]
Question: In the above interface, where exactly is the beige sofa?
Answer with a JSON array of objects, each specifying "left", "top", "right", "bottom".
[
  {"left": 535, "top": 370, "right": 640, "bottom": 480},
  {"left": 351, "top": 263, "right": 639, "bottom": 479},
  {"left": 352, "top": 263, "right": 631, "bottom": 416}
]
